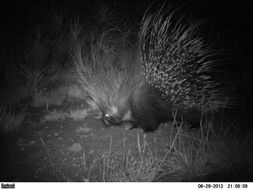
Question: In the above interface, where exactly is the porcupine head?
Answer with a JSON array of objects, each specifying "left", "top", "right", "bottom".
[
  {"left": 81, "top": 51, "right": 143, "bottom": 130},
  {"left": 100, "top": 76, "right": 171, "bottom": 132},
  {"left": 95, "top": 51, "right": 172, "bottom": 132}
]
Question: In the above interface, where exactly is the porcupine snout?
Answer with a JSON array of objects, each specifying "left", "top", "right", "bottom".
[
  {"left": 102, "top": 106, "right": 120, "bottom": 126},
  {"left": 103, "top": 113, "right": 122, "bottom": 126},
  {"left": 101, "top": 99, "right": 134, "bottom": 128},
  {"left": 102, "top": 104, "right": 129, "bottom": 126}
]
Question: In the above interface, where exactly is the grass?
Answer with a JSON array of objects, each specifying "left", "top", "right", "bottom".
[
  {"left": 31, "top": 84, "right": 83, "bottom": 108},
  {"left": 85, "top": 134, "right": 159, "bottom": 182},
  {"left": 0, "top": 106, "right": 27, "bottom": 133},
  {"left": 32, "top": 91, "right": 65, "bottom": 108},
  {"left": 83, "top": 117, "right": 252, "bottom": 182},
  {"left": 40, "top": 137, "right": 66, "bottom": 181}
]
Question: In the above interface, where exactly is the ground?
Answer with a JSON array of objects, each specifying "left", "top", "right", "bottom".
[
  {"left": 0, "top": 99, "right": 177, "bottom": 182},
  {"left": 1, "top": 94, "right": 253, "bottom": 182}
]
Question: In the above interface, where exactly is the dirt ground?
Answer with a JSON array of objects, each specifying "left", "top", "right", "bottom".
[
  {"left": 0, "top": 99, "right": 174, "bottom": 182},
  {"left": 1, "top": 98, "right": 253, "bottom": 182}
]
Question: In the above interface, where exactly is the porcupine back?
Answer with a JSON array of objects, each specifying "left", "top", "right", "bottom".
[{"left": 139, "top": 9, "right": 229, "bottom": 112}]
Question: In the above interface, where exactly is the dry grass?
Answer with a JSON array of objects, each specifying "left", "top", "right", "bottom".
[
  {"left": 85, "top": 134, "right": 160, "bottom": 182},
  {"left": 32, "top": 90, "right": 65, "bottom": 108},
  {"left": 0, "top": 106, "right": 26, "bottom": 132},
  {"left": 31, "top": 84, "right": 83, "bottom": 108},
  {"left": 84, "top": 117, "right": 252, "bottom": 182},
  {"left": 19, "top": 64, "right": 48, "bottom": 99}
]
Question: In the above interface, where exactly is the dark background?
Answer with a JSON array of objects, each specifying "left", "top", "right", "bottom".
[{"left": 1, "top": 0, "right": 252, "bottom": 46}]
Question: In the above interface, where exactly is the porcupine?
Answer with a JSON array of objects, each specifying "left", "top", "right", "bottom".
[{"left": 74, "top": 8, "right": 229, "bottom": 132}]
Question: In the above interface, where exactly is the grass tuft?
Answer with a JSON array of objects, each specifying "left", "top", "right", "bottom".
[{"left": 0, "top": 106, "right": 26, "bottom": 132}]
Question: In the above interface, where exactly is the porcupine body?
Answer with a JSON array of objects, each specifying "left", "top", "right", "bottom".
[
  {"left": 74, "top": 8, "right": 229, "bottom": 132},
  {"left": 130, "top": 9, "right": 229, "bottom": 132}
]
